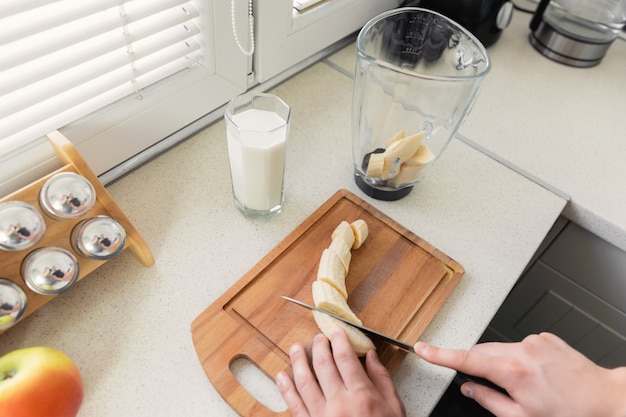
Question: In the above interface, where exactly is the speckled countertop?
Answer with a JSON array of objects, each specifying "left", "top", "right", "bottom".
[
  {"left": 6, "top": 9, "right": 621, "bottom": 417},
  {"left": 458, "top": 12, "right": 626, "bottom": 252}
]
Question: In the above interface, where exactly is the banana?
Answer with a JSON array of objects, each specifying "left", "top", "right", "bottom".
[
  {"left": 312, "top": 281, "right": 362, "bottom": 325},
  {"left": 383, "top": 158, "right": 401, "bottom": 180},
  {"left": 365, "top": 153, "right": 384, "bottom": 177},
  {"left": 365, "top": 152, "right": 386, "bottom": 178},
  {"left": 329, "top": 237, "right": 351, "bottom": 273},
  {"left": 403, "top": 144, "right": 434, "bottom": 166},
  {"left": 331, "top": 221, "right": 355, "bottom": 250},
  {"left": 390, "top": 144, "right": 435, "bottom": 186},
  {"left": 317, "top": 248, "right": 347, "bottom": 299},
  {"left": 384, "top": 130, "right": 406, "bottom": 148},
  {"left": 311, "top": 219, "right": 375, "bottom": 356},
  {"left": 366, "top": 153, "right": 399, "bottom": 180},
  {"left": 382, "top": 131, "right": 425, "bottom": 164},
  {"left": 350, "top": 219, "right": 369, "bottom": 250},
  {"left": 312, "top": 311, "right": 375, "bottom": 356},
  {"left": 366, "top": 131, "right": 428, "bottom": 181},
  {"left": 389, "top": 164, "right": 423, "bottom": 187}
]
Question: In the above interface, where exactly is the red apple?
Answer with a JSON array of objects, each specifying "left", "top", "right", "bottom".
[{"left": 0, "top": 347, "right": 83, "bottom": 417}]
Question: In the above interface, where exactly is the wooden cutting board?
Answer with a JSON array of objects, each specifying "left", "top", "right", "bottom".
[{"left": 191, "top": 189, "right": 464, "bottom": 416}]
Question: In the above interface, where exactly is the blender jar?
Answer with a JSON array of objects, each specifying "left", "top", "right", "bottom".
[{"left": 352, "top": 8, "right": 491, "bottom": 200}]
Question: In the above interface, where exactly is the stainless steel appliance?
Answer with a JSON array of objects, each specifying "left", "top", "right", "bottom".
[{"left": 529, "top": 0, "right": 626, "bottom": 67}]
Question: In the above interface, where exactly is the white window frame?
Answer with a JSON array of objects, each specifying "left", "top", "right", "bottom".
[{"left": 253, "top": 0, "right": 402, "bottom": 83}]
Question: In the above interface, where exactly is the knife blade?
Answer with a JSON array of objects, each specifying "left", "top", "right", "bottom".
[{"left": 281, "top": 295, "right": 415, "bottom": 352}]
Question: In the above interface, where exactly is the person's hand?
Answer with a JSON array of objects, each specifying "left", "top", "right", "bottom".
[
  {"left": 415, "top": 332, "right": 626, "bottom": 417},
  {"left": 276, "top": 328, "right": 406, "bottom": 417}
]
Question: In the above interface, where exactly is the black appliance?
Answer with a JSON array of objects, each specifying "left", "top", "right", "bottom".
[{"left": 400, "top": 0, "right": 514, "bottom": 47}]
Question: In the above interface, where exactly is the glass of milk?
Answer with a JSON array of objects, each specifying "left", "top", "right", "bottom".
[{"left": 224, "top": 92, "right": 291, "bottom": 218}]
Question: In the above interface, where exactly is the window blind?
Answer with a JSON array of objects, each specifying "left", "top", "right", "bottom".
[{"left": 0, "top": 0, "right": 202, "bottom": 157}]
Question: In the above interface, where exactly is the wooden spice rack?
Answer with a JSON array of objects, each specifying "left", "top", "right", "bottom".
[{"left": 0, "top": 131, "right": 154, "bottom": 334}]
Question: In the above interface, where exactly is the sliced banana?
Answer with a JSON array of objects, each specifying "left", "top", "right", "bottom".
[
  {"left": 317, "top": 248, "right": 347, "bottom": 299},
  {"left": 384, "top": 130, "right": 406, "bottom": 148},
  {"left": 312, "top": 219, "right": 374, "bottom": 355},
  {"left": 404, "top": 144, "right": 435, "bottom": 166},
  {"left": 350, "top": 219, "right": 369, "bottom": 250},
  {"left": 365, "top": 152, "right": 384, "bottom": 178},
  {"left": 365, "top": 152, "right": 391, "bottom": 179},
  {"left": 389, "top": 164, "right": 424, "bottom": 187},
  {"left": 366, "top": 152, "right": 399, "bottom": 180},
  {"left": 331, "top": 221, "right": 355, "bottom": 250},
  {"left": 312, "top": 311, "right": 375, "bottom": 356},
  {"left": 382, "top": 131, "right": 425, "bottom": 164},
  {"left": 329, "top": 237, "right": 351, "bottom": 273},
  {"left": 390, "top": 144, "right": 434, "bottom": 186},
  {"left": 312, "top": 281, "right": 362, "bottom": 325},
  {"left": 383, "top": 157, "right": 402, "bottom": 180}
]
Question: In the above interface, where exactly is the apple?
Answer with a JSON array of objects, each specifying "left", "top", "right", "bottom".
[{"left": 0, "top": 347, "right": 83, "bottom": 417}]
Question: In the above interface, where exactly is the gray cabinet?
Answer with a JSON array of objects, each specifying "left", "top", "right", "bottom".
[{"left": 483, "top": 217, "right": 626, "bottom": 368}]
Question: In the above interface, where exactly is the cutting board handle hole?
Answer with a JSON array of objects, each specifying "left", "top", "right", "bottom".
[{"left": 230, "top": 356, "right": 287, "bottom": 413}]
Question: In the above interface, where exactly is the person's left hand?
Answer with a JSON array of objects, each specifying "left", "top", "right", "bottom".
[{"left": 276, "top": 328, "right": 406, "bottom": 417}]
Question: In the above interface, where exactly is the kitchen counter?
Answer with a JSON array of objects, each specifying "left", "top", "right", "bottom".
[
  {"left": 462, "top": 11, "right": 626, "bottom": 252},
  {"left": 6, "top": 8, "right": 625, "bottom": 417}
]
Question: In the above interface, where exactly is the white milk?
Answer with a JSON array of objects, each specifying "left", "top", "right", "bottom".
[{"left": 227, "top": 108, "right": 287, "bottom": 212}]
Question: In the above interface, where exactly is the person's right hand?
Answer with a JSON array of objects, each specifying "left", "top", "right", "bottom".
[{"left": 415, "top": 332, "right": 626, "bottom": 417}]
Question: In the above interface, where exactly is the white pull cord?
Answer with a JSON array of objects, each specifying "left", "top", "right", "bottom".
[{"left": 231, "top": 0, "right": 255, "bottom": 56}]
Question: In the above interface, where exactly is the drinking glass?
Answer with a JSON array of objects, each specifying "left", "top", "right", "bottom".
[{"left": 225, "top": 92, "right": 291, "bottom": 218}]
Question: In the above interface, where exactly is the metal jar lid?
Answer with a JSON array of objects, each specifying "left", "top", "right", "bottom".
[
  {"left": 39, "top": 172, "right": 96, "bottom": 219},
  {"left": 21, "top": 247, "right": 80, "bottom": 295},
  {"left": 0, "top": 279, "right": 28, "bottom": 331},
  {"left": 71, "top": 216, "right": 126, "bottom": 260},
  {"left": 0, "top": 201, "right": 46, "bottom": 251}
]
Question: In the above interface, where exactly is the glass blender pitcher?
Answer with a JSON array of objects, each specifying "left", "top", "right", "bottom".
[{"left": 352, "top": 8, "right": 491, "bottom": 201}]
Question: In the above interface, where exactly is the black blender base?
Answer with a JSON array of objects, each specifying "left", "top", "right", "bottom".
[{"left": 354, "top": 173, "right": 413, "bottom": 201}]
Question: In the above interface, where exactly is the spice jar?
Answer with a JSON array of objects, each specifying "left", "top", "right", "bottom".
[
  {"left": 71, "top": 216, "right": 126, "bottom": 260},
  {"left": 0, "top": 201, "right": 46, "bottom": 251},
  {"left": 0, "top": 279, "right": 28, "bottom": 330},
  {"left": 39, "top": 172, "right": 96, "bottom": 219},
  {"left": 21, "top": 247, "right": 80, "bottom": 295}
]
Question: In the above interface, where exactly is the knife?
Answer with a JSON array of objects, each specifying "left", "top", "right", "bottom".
[
  {"left": 281, "top": 295, "right": 415, "bottom": 352},
  {"left": 281, "top": 295, "right": 508, "bottom": 395}
]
